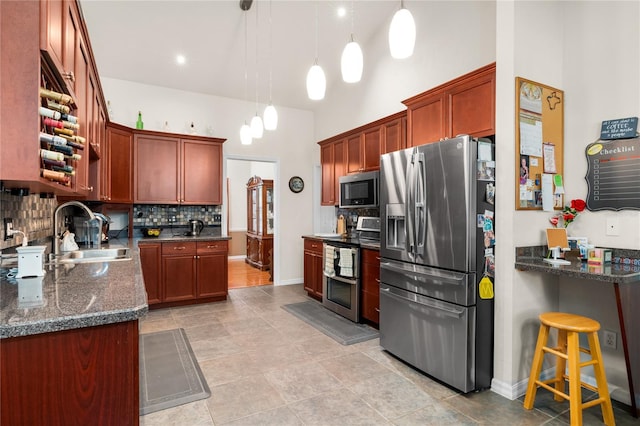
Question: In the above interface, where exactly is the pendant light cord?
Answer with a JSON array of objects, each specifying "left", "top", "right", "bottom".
[
  {"left": 268, "top": 0, "right": 273, "bottom": 103},
  {"left": 244, "top": 11, "right": 248, "bottom": 104},
  {"left": 314, "top": 2, "right": 319, "bottom": 63},
  {"left": 254, "top": 2, "right": 259, "bottom": 113}
]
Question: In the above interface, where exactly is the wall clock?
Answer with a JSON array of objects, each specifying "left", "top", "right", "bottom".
[{"left": 288, "top": 176, "right": 304, "bottom": 193}]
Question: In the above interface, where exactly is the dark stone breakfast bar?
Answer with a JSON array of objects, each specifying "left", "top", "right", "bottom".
[
  {"left": 515, "top": 246, "right": 640, "bottom": 417},
  {"left": 0, "top": 239, "right": 148, "bottom": 425}
]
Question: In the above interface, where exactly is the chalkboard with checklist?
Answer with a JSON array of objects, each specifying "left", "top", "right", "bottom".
[{"left": 585, "top": 137, "right": 640, "bottom": 210}]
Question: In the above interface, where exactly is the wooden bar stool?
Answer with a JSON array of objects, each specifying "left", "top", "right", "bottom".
[{"left": 523, "top": 312, "right": 615, "bottom": 425}]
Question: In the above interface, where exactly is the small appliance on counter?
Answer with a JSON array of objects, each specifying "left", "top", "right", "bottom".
[{"left": 186, "top": 219, "right": 204, "bottom": 236}]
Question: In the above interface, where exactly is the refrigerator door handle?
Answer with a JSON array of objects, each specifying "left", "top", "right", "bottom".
[
  {"left": 415, "top": 151, "right": 426, "bottom": 256},
  {"left": 380, "top": 261, "right": 468, "bottom": 287},
  {"left": 381, "top": 286, "right": 465, "bottom": 318},
  {"left": 405, "top": 152, "right": 416, "bottom": 258}
]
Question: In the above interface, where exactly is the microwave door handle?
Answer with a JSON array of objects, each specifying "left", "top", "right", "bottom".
[{"left": 415, "top": 152, "right": 426, "bottom": 256}]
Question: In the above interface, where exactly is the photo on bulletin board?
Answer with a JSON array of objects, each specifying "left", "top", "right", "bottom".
[{"left": 515, "top": 77, "right": 564, "bottom": 210}]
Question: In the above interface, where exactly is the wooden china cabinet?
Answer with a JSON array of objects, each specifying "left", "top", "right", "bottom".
[{"left": 246, "top": 176, "right": 274, "bottom": 271}]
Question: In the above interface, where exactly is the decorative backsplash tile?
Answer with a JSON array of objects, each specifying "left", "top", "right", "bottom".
[
  {"left": 133, "top": 204, "right": 222, "bottom": 227},
  {"left": 0, "top": 192, "right": 57, "bottom": 250}
]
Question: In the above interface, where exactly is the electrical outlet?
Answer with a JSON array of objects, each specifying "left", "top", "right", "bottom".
[
  {"left": 3, "top": 218, "right": 13, "bottom": 240},
  {"left": 603, "top": 329, "right": 617, "bottom": 349}
]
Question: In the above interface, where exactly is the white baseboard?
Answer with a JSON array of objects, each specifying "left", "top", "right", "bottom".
[
  {"left": 274, "top": 279, "right": 303, "bottom": 286},
  {"left": 228, "top": 255, "right": 246, "bottom": 260}
]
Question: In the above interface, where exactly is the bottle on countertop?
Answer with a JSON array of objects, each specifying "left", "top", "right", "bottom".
[{"left": 136, "top": 111, "right": 144, "bottom": 129}]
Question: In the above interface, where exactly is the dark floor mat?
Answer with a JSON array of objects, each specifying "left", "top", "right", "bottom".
[
  {"left": 282, "top": 300, "right": 378, "bottom": 345},
  {"left": 139, "top": 328, "right": 210, "bottom": 415}
]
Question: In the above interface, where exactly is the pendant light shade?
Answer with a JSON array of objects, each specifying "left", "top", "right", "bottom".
[
  {"left": 306, "top": 63, "right": 326, "bottom": 100},
  {"left": 240, "top": 123, "right": 252, "bottom": 145},
  {"left": 389, "top": 6, "right": 416, "bottom": 59},
  {"left": 263, "top": 104, "right": 278, "bottom": 130},
  {"left": 251, "top": 114, "right": 264, "bottom": 138},
  {"left": 341, "top": 38, "right": 363, "bottom": 83}
]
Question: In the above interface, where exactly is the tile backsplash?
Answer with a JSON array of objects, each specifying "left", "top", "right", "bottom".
[
  {"left": 0, "top": 192, "right": 56, "bottom": 250},
  {"left": 133, "top": 204, "right": 222, "bottom": 227}
]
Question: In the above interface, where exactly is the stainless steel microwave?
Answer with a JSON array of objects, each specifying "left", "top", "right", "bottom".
[{"left": 339, "top": 171, "right": 379, "bottom": 208}]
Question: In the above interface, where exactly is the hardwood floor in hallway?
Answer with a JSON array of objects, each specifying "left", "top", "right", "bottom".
[{"left": 228, "top": 258, "right": 272, "bottom": 289}]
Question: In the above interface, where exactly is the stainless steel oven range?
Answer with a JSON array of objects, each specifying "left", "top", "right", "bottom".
[{"left": 322, "top": 241, "right": 360, "bottom": 322}]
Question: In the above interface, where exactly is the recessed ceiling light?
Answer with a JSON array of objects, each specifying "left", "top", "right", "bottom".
[
  {"left": 337, "top": 6, "right": 346, "bottom": 18},
  {"left": 176, "top": 55, "right": 186, "bottom": 65}
]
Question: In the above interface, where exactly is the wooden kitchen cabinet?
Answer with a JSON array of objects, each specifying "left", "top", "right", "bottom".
[
  {"left": 162, "top": 242, "right": 197, "bottom": 303},
  {"left": 139, "top": 242, "right": 161, "bottom": 305},
  {"left": 246, "top": 177, "right": 273, "bottom": 270},
  {"left": 303, "top": 237, "right": 324, "bottom": 300},
  {"left": 320, "top": 139, "right": 345, "bottom": 206},
  {"left": 361, "top": 248, "right": 380, "bottom": 326},
  {"left": 90, "top": 123, "right": 133, "bottom": 203},
  {"left": 0, "top": 1, "right": 108, "bottom": 196},
  {"left": 404, "top": 63, "right": 496, "bottom": 146},
  {"left": 139, "top": 239, "right": 228, "bottom": 309},
  {"left": 346, "top": 127, "right": 382, "bottom": 174},
  {"left": 134, "top": 130, "right": 225, "bottom": 205},
  {"left": 196, "top": 241, "right": 228, "bottom": 298},
  {"left": 1, "top": 320, "right": 139, "bottom": 425},
  {"left": 381, "top": 116, "right": 406, "bottom": 154}
]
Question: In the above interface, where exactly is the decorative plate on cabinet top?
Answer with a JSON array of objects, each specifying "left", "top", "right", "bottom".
[{"left": 288, "top": 176, "right": 304, "bottom": 193}]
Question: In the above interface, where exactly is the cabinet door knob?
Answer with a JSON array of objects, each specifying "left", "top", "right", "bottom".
[
  {"left": 374, "top": 308, "right": 380, "bottom": 312},
  {"left": 375, "top": 278, "right": 380, "bottom": 283},
  {"left": 63, "top": 71, "right": 75, "bottom": 82}
]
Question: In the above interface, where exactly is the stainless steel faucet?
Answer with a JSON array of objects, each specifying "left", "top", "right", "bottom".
[{"left": 53, "top": 201, "right": 97, "bottom": 256}]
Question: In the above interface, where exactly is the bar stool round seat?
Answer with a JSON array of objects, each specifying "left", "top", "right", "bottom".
[{"left": 523, "top": 312, "right": 615, "bottom": 426}]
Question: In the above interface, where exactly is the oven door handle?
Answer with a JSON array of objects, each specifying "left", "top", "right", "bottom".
[{"left": 325, "top": 274, "right": 358, "bottom": 285}]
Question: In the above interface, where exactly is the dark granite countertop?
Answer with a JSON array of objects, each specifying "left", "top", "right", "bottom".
[
  {"left": 136, "top": 228, "right": 230, "bottom": 243},
  {"left": 0, "top": 239, "right": 148, "bottom": 339},
  {"left": 515, "top": 246, "right": 640, "bottom": 284},
  {"left": 302, "top": 234, "right": 380, "bottom": 251}
]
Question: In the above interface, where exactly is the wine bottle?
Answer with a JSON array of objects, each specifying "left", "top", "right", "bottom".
[
  {"left": 46, "top": 100, "right": 71, "bottom": 114},
  {"left": 53, "top": 127, "right": 74, "bottom": 137},
  {"left": 136, "top": 111, "right": 144, "bottom": 129},
  {"left": 65, "top": 153, "right": 82, "bottom": 161},
  {"left": 41, "top": 169, "right": 70, "bottom": 184},
  {"left": 42, "top": 158, "right": 67, "bottom": 168},
  {"left": 59, "top": 113, "right": 78, "bottom": 124},
  {"left": 49, "top": 143, "right": 74, "bottom": 156},
  {"left": 39, "top": 87, "right": 72, "bottom": 105},
  {"left": 40, "top": 132, "right": 67, "bottom": 146},
  {"left": 40, "top": 149, "right": 64, "bottom": 162},
  {"left": 52, "top": 165, "right": 75, "bottom": 175},
  {"left": 64, "top": 140, "right": 84, "bottom": 150},
  {"left": 43, "top": 118, "right": 64, "bottom": 129},
  {"left": 39, "top": 107, "right": 61, "bottom": 120}
]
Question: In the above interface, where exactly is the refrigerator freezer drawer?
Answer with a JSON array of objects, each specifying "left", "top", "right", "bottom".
[
  {"left": 380, "top": 258, "right": 476, "bottom": 306},
  {"left": 379, "top": 283, "right": 476, "bottom": 393}
]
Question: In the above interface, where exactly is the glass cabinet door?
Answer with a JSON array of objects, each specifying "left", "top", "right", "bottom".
[{"left": 266, "top": 187, "right": 274, "bottom": 235}]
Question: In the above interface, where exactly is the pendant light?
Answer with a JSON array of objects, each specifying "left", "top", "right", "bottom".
[
  {"left": 240, "top": 9, "right": 252, "bottom": 145},
  {"left": 250, "top": 0, "right": 264, "bottom": 139},
  {"left": 388, "top": 0, "right": 416, "bottom": 59},
  {"left": 306, "top": 2, "right": 326, "bottom": 100},
  {"left": 263, "top": 0, "right": 278, "bottom": 130},
  {"left": 341, "top": 2, "right": 363, "bottom": 83}
]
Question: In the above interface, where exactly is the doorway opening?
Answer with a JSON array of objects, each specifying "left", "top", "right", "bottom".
[{"left": 225, "top": 156, "right": 278, "bottom": 289}]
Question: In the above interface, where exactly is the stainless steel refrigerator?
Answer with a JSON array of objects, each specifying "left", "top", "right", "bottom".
[{"left": 379, "top": 135, "right": 494, "bottom": 393}]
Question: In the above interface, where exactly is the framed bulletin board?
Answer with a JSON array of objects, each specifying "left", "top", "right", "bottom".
[{"left": 515, "top": 77, "right": 564, "bottom": 210}]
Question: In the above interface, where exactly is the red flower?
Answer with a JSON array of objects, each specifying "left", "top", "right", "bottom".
[
  {"left": 563, "top": 212, "right": 575, "bottom": 222},
  {"left": 549, "top": 216, "right": 559, "bottom": 226},
  {"left": 571, "top": 199, "right": 586, "bottom": 212}
]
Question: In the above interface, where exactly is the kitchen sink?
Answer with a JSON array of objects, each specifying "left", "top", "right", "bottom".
[{"left": 50, "top": 248, "right": 132, "bottom": 264}]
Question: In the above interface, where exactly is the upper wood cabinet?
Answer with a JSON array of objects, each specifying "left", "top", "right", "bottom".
[
  {"left": 134, "top": 130, "right": 225, "bottom": 205},
  {"left": 404, "top": 63, "right": 495, "bottom": 146},
  {"left": 0, "top": 0, "right": 107, "bottom": 196},
  {"left": 320, "top": 139, "right": 345, "bottom": 206},
  {"left": 89, "top": 123, "right": 133, "bottom": 203},
  {"left": 318, "top": 111, "right": 405, "bottom": 206}
]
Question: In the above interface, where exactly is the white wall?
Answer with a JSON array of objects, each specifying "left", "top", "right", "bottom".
[
  {"left": 226, "top": 159, "right": 276, "bottom": 231},
  {"left": 314, "top": 1, "right": 497, "bottom": 140},
  {"left": 493, "top": 0, "right": 640, "bottom": 402},
  {"left": 102, "top": 78, "right": 315, "bottom": 285}
]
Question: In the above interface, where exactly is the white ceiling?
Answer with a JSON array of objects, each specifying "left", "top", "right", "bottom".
[{"left": 79, "top": 0, "right": 402, "bottom": 112}]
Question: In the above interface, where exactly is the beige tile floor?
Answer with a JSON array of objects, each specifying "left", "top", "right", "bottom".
[{"left": 139, "top": 284, "right": 638, "bottom": 425}]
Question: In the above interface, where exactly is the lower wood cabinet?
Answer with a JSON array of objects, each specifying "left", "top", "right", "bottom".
[
  {"left": 139, "top": 240, "right": 228, "bottom": 309},
  {"left": 303, "top": 237, "right": 323, "bottom": 300},
  {"left": 246, "top": 234, "right": 272, "bottom": 271},
  {"left": 361, "top": 248, "right": 380, "bottom": 326},
  {"left": 1, "top": 320, "right": 139, "bottom": 425}
]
